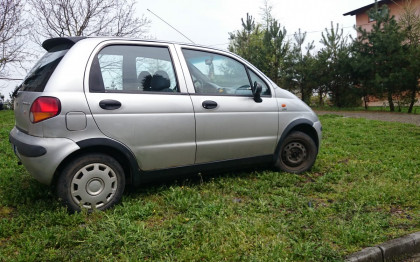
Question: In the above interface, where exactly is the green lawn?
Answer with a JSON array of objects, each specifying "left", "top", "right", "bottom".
[
  {"left": 0, "top": 110, "right": 419, "bottom": 261},
  {"left": 313, "top": 105, "right": 420, "bottom": 114}
]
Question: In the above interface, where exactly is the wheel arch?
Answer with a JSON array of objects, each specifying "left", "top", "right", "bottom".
[
  {"left": 274, "top": 119, "right": 319, "bottom": 161},
  {"left": 52, "top": 138, "right": 140, "bottom": 187}
]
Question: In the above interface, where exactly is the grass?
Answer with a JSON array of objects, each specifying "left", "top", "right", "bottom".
[
  {"left": 312, "top": 105, "right": 420, "bottom": 114},
  {"left": 0, "top": 109, "right": 419, "bottom": 261}
]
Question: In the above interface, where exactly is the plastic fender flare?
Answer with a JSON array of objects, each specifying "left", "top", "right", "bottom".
[
  {"left": 76, "top": 138, "right": 141, "bottom": 186},
  {"left": 274, "top": 118, "right": 317, "bottom": 162}
]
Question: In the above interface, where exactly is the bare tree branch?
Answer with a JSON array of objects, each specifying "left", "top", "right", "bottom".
[
  {"left": 0, "top": 0, "right": 30, "bottom": 77},
  {"left": 28, "top": 0, "right": 151, "bottom": 41}
]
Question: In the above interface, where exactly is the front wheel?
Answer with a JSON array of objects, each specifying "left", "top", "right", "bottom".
[
  {"left": 56, "top": 154, "right": 125, "bottom": 212},
  {"left": 274, "top": 131, "right": 318, "bottom": 174}
]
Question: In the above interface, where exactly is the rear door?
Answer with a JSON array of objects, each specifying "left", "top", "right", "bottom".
[
  {"left": 85, "top": 41, "right": 196, "bottom": 170},
  {"left": 178, "top": 47, "right": 279, "bottom": 163}
]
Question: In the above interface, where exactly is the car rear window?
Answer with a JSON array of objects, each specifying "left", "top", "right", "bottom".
[{"left": 19, "top": 44, "right": 70, "bottom": 92}]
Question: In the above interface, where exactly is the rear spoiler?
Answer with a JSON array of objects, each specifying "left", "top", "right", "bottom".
[{"left": 42, "top": 37, "right": 86, "bottom": 51}]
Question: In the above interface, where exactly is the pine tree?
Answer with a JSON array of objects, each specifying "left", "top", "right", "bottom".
[
  {"left": 399, "top": 1, "right": 420, "bottom": 113},
  {"left": 353, "top": 4, "right": 407, "bottom": 112},
  {"left": 319, "top": 22, "right": 358, "bottom": 108}
]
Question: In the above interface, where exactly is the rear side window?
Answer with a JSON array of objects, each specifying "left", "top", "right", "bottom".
[
  {"left": 20, "top": 44, "right": 70, "bottom": 92},
  {"left": 89, "top": 45, "right": 178, "bottom": 93}
]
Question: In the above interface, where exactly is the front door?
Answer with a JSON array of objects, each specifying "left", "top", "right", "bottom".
[{"left": 180, "top": 48, "right": 279, "bottom": 164}]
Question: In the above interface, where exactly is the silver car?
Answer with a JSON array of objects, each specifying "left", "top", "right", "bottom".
[{"left": 9, "top": 37, "right": 322, "bottom": 212}]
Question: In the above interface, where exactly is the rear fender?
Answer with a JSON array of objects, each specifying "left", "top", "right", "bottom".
[{"left": 54, "top": 138, "right": 141, "bottom": 186}]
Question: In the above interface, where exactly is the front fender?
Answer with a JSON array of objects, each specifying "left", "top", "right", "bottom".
[{"left": 274, "top": 118, "right": 321, "bottom": 162}]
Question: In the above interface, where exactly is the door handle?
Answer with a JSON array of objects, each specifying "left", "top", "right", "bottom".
[
  {"left": 202, "top": 100, "right": 218, "bottom": 109},
  {"left": 99, "top": 99, "right": 121, "bottom": 110}
]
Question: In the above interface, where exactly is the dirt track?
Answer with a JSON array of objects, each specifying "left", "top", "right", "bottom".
[{"left": 315, "top": 110, "right": 420, "bottom": 126}]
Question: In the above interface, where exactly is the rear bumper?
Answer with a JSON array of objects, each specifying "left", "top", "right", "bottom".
[
  {"left": 9, "top": 127, "right": 80, "bottom": 185},
  {"left": 9, "top": 134, "right": 47, "bottom": 157}
]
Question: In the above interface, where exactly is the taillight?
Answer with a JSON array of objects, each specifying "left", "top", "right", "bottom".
[{"left": 30, "top": 97, "right": 61, "bottom": 123}]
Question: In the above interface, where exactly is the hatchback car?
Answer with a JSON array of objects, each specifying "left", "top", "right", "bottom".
[{"left": 10, "top": 37, "right": 322, "bottom": 212}]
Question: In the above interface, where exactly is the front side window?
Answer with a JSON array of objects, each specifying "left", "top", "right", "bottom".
[
  {"left": 182, "top": 49, "right": 255, "bottom": 96},
  {"left": 90, "top": 45, "right": 178, "bottom": 93},
  {"left": 248, "top": 70, "right": 271, "bottom": 96}
]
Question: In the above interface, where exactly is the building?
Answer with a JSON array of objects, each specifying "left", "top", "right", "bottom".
[
  {"left": 344, "top": 0, "right": 420, "bottom": 34},
  {"left": 344, "top": 0, "right": 420, "bottom": 108}
]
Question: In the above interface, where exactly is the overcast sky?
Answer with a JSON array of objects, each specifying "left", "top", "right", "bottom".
[
  {"left": 1, "top": 0, "right": 374, "bottom": 98},
  {"left": 141, "top": 0, "right": 373, "bottom": 48}
]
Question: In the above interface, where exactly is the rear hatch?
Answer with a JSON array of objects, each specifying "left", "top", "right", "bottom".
[{"left": 13, "top": 37, "right": 84, "bottom": 134}]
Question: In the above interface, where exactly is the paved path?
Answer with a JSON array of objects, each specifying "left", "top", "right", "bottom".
[
  {"left": 315, "top": 110, "right": 420, "bottom": 126},
  {"left": 407, "top": 253, "right": 420, "bottom": 262}
]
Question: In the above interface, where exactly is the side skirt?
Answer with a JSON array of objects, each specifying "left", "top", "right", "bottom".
[{"left": 134, "top": 155, "right": 273, "bottom": 186}]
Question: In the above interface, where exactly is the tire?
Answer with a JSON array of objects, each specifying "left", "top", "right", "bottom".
[
  {"left": 56, "top": 153, "right": 125, "bottom": 212},
  {"left": 274, "top": 131, "right": 318, "bottom": 174}
]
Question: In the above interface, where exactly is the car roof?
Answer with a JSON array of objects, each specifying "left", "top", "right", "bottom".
[{"left": 42, "top": 36, "right": 228, "bottom": 54}]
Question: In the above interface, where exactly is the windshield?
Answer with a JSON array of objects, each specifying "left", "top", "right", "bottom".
[{"left": 19, "top": 44, "right": 70, "bottom": 92}]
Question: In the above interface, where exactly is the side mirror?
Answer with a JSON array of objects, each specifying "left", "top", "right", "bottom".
[{"left": 251, "top": 81, "right": 262, "bottom": 103}]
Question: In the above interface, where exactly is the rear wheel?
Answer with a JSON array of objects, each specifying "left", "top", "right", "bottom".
[
  {"left": 56, "top": 153, "right": 125, "bottom": 212},
  {"left": 274, "top": 131, "right": 317, "bottom": 174}
]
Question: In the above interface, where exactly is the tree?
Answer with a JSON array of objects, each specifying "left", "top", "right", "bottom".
[
  {"left": 261, "top": 19, "right": 289, "bottom": 86},
  {"left": 353, "top": 5, "right": 407, "bottom": 112},
  {"left": 229, "top": 13, "right": 262, "bottom": 64},
  {"left": 28, "top": 0, "right": 151, "bottom": 41},
  {"left": 229, "top": 12, "right": 290, "bottom": 87},
  {"left": 282, "top": 29, "right": 316, "bottom": 104},
  {"left": 0, "top": 0, "right": 29, "bottom": 77},
  {"left": 318, "top": 22, "right": 359, "bottom": 108},
  {"left": 398, "top": 0, "right": 420, "bottom": 113},
  {"left": 313, "top": 50, "right": 330, "bottom": 106},
  {"left": 260, "top": 0, "right": 273, "bottom": 30}
]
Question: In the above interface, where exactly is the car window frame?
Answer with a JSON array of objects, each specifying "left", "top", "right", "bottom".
[
  {"left": 88, "top": 43, "right": 183, "bottom": 95},
  {"left": 180, "top": 47, "right": 272, "bottom": 98},
  {"left": 246, "top": 67, "right": 272, "bottom": 97}
]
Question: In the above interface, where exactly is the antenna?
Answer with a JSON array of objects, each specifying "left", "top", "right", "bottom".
[
  {"left": 0, "top": 77, "right": 23, "bottom": 80},
  {"left": 147, "top": 9, "right": 195, "bottom": 44}
]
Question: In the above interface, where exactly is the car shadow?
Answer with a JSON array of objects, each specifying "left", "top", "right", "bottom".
[{"left": 126, "top": 164, "right": 271, "bottom": 197}]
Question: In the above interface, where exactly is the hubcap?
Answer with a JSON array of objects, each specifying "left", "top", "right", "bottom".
[
  {"left": 282, "top": 142, "right": 307, "bottom": 167},
  {"left": 71, "top": 163, "right": 117, "bottom": 209},
  {"left": 86, "top": 178, "right": 105, "bottom": 196}
]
